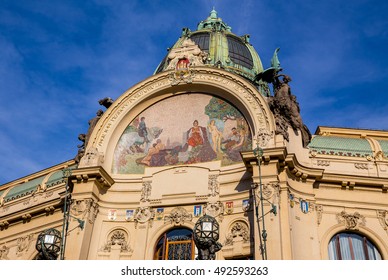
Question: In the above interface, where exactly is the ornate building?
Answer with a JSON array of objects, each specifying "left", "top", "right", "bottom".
[{"left": 1, "top": 10, "right": 387, "bottom": 260}]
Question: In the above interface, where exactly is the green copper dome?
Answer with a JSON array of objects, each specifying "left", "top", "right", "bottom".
[{"left": 155, "top": 9, "right": 269, "bottom": 95}]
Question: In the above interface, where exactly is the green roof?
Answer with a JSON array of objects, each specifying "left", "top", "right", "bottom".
[
  {"left": 377, "top": 140, "right": 388, "bottom": 155},
  {"left": 308, "top": 136, "right": 373, "bottom": 157},
  {"left": 4, "top": 176, "right": 44, "bottom": 202}
]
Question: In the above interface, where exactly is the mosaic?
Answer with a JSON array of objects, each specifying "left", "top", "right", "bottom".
[{"left": 112, "top": 94, "right": 252, "bottom": 174}]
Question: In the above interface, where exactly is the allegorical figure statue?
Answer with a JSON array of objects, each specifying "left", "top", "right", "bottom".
[
  {"left": 269, "top": 74, "right": 311, "bottom": 147},
  {"left": 98, "top": 97, "right": 114, "bottom": 109}
]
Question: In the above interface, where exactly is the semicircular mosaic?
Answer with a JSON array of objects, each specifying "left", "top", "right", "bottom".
[{"left": 112, "top": 93, "right": 252, "bottom": 174}]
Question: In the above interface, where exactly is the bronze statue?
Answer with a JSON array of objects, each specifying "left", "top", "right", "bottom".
[
  {"left": 269, "top": 74, "right": 311, "bottom": 147},
  {"left": 98, "top": 97, "right": 114, "bottom": 109},
  {"left": 255, "top": 48, "right": 311, "bottom": 147}
]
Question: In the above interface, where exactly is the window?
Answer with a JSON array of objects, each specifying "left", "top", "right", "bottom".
[
  {"left": 328, "top": 232, "right": 382, "bottom": 260},
  {"left": 154, "top": 228, "right": 195, "bottom": 260}
]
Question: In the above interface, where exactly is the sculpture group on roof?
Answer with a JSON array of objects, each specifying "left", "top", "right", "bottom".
[
  {"left": 75, "top": 97, "right": 115, "bottom": 163},
  {"left": 256, "top": 48, "right": 311, "bottom": 147}
]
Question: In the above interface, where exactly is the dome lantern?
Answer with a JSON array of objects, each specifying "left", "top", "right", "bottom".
[{"left": 155, "top": 9, "right": 270, "bottom": 96}]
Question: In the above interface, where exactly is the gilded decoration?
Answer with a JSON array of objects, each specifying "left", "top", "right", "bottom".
[
  {"left": 100, "top": 229, "right": 133, "bottom": 254},
  {"left": 336, "top": 211, "right": 366, "bottom": 230},
  {"left": 224, "top": 221, "right": 250, "bottom": 246},
  {"left": 163, "top": 207, "right": 193, "bottom": 225},
  {"left": 112, "top": 94, "right": 252, "bottom": 174}
]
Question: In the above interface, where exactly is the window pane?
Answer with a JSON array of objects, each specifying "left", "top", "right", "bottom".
[
  {"left": 366, "top": 239, "right": 382, "bottom": 260},
  {"left": 328, "top": 232, "right": 382, "bottom": 260},
  {"left": 338, "top": 234, "right": 352, "bottom": 260},
  {"left": 351, "top": 235, "right": 365, "bottom": 260}
]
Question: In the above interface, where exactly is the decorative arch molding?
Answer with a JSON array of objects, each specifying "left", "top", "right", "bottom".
[
  {"left": 79, "top": 67, "right": 275, "bottom": 172},
  {"left": 320, "top": 223, "right": 388, "bottom": 260},
  {"left": 98, "top": 227, "right": 133, "bottom": 259}
]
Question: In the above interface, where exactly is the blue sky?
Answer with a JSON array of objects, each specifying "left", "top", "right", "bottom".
[{"left": 1, "top": 0, "right": 387, "bottom": 184}]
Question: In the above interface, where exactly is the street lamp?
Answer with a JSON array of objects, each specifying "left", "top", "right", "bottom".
[
  {"left": 252, "top": 146, "right": 267, "bottom": 259},
  {"left": 35, "top": 228, "right": 61, "bottom": 260},
  {"left": 193, "top": 214, "right": 222, "bottom": 260},
  {"left": 35, "top": 168, "right": 84, "bottom": 260}
]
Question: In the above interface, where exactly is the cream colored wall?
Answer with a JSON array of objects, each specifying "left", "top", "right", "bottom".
[{"left": 2, "top": 69, "right": 388, "bottom": 261}]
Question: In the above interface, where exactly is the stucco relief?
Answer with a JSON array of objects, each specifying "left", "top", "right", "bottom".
[
  {"left": 204, "top": 201, "right": 224, "bottom": 221},
  {"left": 0, "top": 245, "right": 9, "bottom": 260},
  {"left": 163, "top": 207, "right": 193, "bottom": 225},
  {"left": 255, "top": 183, "right": 279, "bottom": 204},
  {"left": 70, "top": 198, "right": 99, "bottom": 224},
  {"left": 134, "top": 207, "right": 155, "bottom": 228},
  {"left": 336, "top": 211, "right": 366, "bottom": 230},
  {"left": 256, "top": 128, "right": 274, "bottom": 148},
  {"left": 140, "top": 181, "right": 152, "bottom": 202},
  {"left": 224, "top": 221, "right": 250, "bottom": 246},
  {"left": 79, "top": 147, "right": 104, "bottom": 167},
  {"left": 100, "top": 229, "right": 133, "bottom": 254},
  {"left": 16, "top": 233, "right": 34, "bottom": 256},
  {"left": 377, "top": 210, "right": 388, "bottom": 230},
  {"left": 208, "top": 175, "right": 219, "bottom": 197}
]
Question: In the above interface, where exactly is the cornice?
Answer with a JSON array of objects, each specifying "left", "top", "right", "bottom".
[
  {"left": 242, "top": 147, "right": 388, "bottom": 192},
  {"left": 0, "top": 200, "right": 61, "bottom": 231},
  {"left": 69, "top": 166, "right": 115, "bottom": 191}
]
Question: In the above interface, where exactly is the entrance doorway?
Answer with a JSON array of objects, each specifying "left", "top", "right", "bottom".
[{"left": 154, "top": 228, "right": 195, "bottom": 260}]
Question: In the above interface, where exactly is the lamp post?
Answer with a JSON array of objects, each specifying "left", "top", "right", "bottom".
[
  {"left": 252, "top": 146, "right": 267, "bottom": 260},
  {"left": 35, "top": 168, "right": 85, "bottom": 260},
  {"left": 60, "top": 168, "right": 72, "bottom": 260},
  {"left": 35, "top": 228, "right": 61, "bottom": 260},
  {"left": 193, "top": 215, "right": 222, "bottom": 260}
]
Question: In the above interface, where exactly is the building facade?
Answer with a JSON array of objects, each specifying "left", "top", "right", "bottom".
[{"left": 1, "top": 10, "right": 387, "bottom": 260}]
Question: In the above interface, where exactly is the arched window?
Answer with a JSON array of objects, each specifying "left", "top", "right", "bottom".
[
  {"left": 154, "top": 228, "right": 195, "bottom": 260},
  {"left": 328, "top": 232, "right": 382, "bottom": 260}
]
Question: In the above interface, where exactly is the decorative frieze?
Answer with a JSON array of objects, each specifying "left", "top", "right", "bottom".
[
  {"left": 354, "top": 163, "right": 369, "bottom": 170},
  {"left": 16, "top": 233, "right": 34, "bottom": 256},
  {"left": 316, "top": 160, "right": 330, "bottom": 167}
]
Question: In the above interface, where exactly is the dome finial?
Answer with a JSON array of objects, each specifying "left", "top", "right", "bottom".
[{"left": 210, "top": 7, "right": 218, "bottom": 19}]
